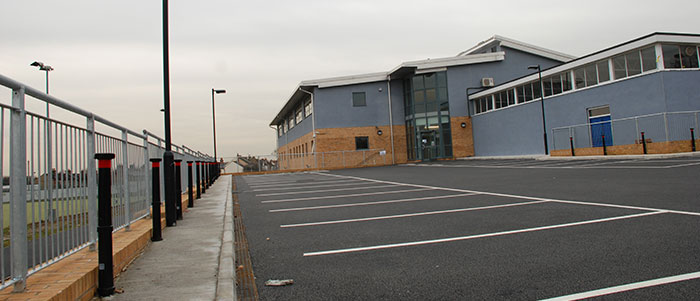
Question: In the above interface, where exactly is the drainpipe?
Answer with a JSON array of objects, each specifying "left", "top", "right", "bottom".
[
  {"left": 269, "top": 125, "right": 278, "bottom": 152},
  {"left": 387, "top": 76, "right": 395, "bottom": 164},
  {"left": 298, "top": 87, "right": 316, "bottom": 152}
]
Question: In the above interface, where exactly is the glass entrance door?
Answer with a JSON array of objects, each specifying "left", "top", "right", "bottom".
[{"left": 420, "top": 130, "right": 438, "bottom": 161}]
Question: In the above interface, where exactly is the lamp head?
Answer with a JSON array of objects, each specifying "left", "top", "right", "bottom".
[
  {"left": 214, "top": 89, "right": 226, "bottom": 94},
  {"left": 528, "top": 65, "right": 540, "bottom": 70}
]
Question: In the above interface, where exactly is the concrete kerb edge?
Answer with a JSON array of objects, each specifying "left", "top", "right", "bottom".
[{"left": 216, "top": 175, "right": 236, "bottom": 300}]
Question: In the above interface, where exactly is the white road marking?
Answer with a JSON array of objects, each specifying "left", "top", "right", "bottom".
[
  {"left": 541, "top": 271, "right": 700, "bottom": 301},
  {"left": 269, "top": 193, "right": 477, "bottom": 212},
  {"left": 247, "top": 179, "right": 362, "bottom": 188},
  {"left": 261, "top": 188, "right": 433, "bottom": 204},
  {"left": 251, "top": 181, "right": 370, "bottom": 192},
  {"left": 281, "top": 200, "right": 547, "bottom": 227},
  {"left": 311, "top": 172, "right": 700, "bottom": 216},
  {"left": 302, "top": 211, "right": 666, "bottom": 256},
  {"left": 255, "top": 185, "right": 399, "bottom": 197}
]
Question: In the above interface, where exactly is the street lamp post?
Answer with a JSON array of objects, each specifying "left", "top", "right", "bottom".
[
  {"left": 211, "top": 89, "right": 226, "bottom": 163},
  {"left": 30, "top": 61, "right": 53, "bottom": 116},
  {"left": 162, "top": 0, "right": 177, "bottom": 227},
  {"left": 528, "top": 65, "right": 549, "bottom": 155}
]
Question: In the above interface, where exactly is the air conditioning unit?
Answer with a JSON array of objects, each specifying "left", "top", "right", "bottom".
[{"left": 481, "top": 78, "right": 495, "bottom": 87}]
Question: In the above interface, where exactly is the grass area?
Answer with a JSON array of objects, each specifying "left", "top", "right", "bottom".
[{"left": 2, "top": 198, "right": 89, "bottom": 228}]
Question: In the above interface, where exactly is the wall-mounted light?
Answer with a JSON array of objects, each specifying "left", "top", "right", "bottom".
[
  {"left": 461, "top": 122, "right": 467, "bottom": 128},
  {"left": 377, "top": 130, "right": 383, "bottom": 135}
]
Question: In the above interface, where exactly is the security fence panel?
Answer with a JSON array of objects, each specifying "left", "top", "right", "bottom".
[
  {"left": 611, "top": 117, "right": 637, "bottom": 146},
  {"left": 0, "top": 72, "right": 213, "bottom": 291},
  {"left": 552, "top": 111, "right": 700, "bottom": 153},
  {"left": 637, "top": 114, "right": 667, "bottom": 143},
  {"left": 667, "top": 112, "right": 697, "bottom": 142}
]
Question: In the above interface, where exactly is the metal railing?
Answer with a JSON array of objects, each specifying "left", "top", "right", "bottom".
[
  {"left": 234, "top": 149, "right": 388, "bottom": 172},
  {"left": 0, "top": 72, "right": 212, "bottom": 291},
  {"left": 552, "top": 111, "right": 700, "bottom": 152}
]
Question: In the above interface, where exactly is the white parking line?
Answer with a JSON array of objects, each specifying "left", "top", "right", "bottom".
[
  {"left": 255, "top": 185, "right": 399, "bottom": 197},
  {"left": 271, "top": 193, "right": 479, "bottom": 212},
  {"left": 311, "top": 172, "right": 700, "bottom": 216},
  {"left": 261, "top": 188, "right": 433, "bottom": 204},
  {"left": 302, "top": 211, "right": 666, "bottom": 256},
  {"left": 248, "top": 179, "right": 362, "bottom": 188},
  {"left": 281, "top": 200, "right": 546, "bottom": 227},
  {"left": 541, "top": 271, "right": 700, "bottom": 301},
  {"left": 251, "top": 181, "right": 370, "bottom": 192}
]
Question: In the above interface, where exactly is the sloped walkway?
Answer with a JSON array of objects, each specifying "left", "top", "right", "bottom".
[{"left": 112, "top": 175, "right": 234, "bottom": 300}]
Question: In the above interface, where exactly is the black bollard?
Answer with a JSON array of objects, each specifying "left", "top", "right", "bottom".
[
  {"left": 150, "top": 159, "right": 163, "bottom": 242},
  {"left": 187, "top": 161, "right": 194, "bottom": 208},
  {"left": 601, "top": 134, "right": 607, "bottom": 155},
  {"left": 201, "top": 161, "right": 206, "bottom": 194},
  {"left": 569, "top": 136, "right": 575, "bottom": 156},
  {"left": 641, "top": 132, "right": 647, "bottom": 154},
  {"left": 691, "top": 128, "right": 696, "bottom": 152},
  {"left": 196, "top": 161, "right": 201, "bottom": 199},
  {"left": 96, "top": 153, "right": 116, "bottom": 297},
  {"left": 175, "top": 160, "right": 183, "bottom": 220},
  {"left": 164, "top": 151, "right": 177, "bottom": 227}
]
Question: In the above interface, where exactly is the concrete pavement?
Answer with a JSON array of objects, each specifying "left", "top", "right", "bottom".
[{"left": 110, "top": 175, "right": 234, "bottom": 300}]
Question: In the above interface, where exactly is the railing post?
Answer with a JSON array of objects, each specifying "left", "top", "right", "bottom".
[
  {"left": 87, "top": 116, "right": 97, "bottom": 251},
  {"left": 143, "top": 134, "right": 151, "bottom": 218},
  {"left": 150, "top": 159, "right": 163, "bottom": 242},
  {"left": 121, "top": 130, "right": 131, "bottom": 230},
  {"left": 10, "top": 87, "right": 28, "bottom": 292},
  {"left": 664, "top": 112, "right": 669, "bottom": 142},
  {"left": 187, "top": 161, "right": 194, "bottom": 207},
  {"left": 174, "top": 160, "right": 183, "bottom": 220},
  {"left": 196, "top": 161, "right": 201, "bottom": 199},
  {"left": 95, "top": 153, "right": 115, "bottom": 297},
  {"left": 641, "top": 132, "right": 647, "bottom": 154}
]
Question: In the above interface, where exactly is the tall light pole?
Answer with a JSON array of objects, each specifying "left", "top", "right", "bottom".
[
  {"left": 162, "top": 0, "right": 177, "bottom": 227},
  {"left": 30, "top": 61, "right": 53, "bottom": 117},
  {"left": 211, "top": 89, "right": 226, "bottom": 163},
  {"left": 528, "top": 64, "right": 548, "bottom": 155}
]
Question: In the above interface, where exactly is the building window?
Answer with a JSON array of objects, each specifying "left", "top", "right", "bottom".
[
  {"left": 355, "top": 136, "right": 369, "bottom": 150},
  {"left": 614, "top": 47, "right": 657, "bottom": 79},
  {"left": 295, "top": 108, "right": 303, "bottom": 124},
  {"left": 663, "top": 44, "right": 699, "bottom": 69},
  {"left": 304, "top": 100, "right": 312, "bottom": 117},
  {"left": 278, "top": 125, "right": 283, "bottom": 137},
  {"left": 288, "top": 117, "right": 294, "bottom": 129},
  {"left": 352, "top": 92, "right": 366, "bottom": 107}
]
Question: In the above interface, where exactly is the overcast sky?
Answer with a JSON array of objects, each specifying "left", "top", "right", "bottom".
[{"left": 1, "top": 0, "right": 699, "bottom": 158}]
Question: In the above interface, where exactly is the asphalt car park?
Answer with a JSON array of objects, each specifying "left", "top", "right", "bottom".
[{"left": 234, "top": 155, "right": 700, "bottom": 300}]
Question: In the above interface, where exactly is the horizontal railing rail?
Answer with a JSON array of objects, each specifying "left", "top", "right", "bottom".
[
  {"left": 552, "top": 111, "right": 700, "bottom": 154},
  {"left": 0, "top": 72, "right": 214, "bottom": 292}
]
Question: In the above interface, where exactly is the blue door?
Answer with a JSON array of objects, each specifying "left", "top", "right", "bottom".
[{"left": 590, "top": 116, "right": 612, "bottom": 147}]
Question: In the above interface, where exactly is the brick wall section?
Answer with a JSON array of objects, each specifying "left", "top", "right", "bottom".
[
  {"left": 277, "top": 125, "right": 408, "bottom": 170},
  {"left": 451, "top": 116, "right": 475, "bottom": 158},
  {"left": 0, "top": 190, "right": 196, "bottom": 301},
  {"left": 551, "top": 139, "right": 700, "bottom": 156}
]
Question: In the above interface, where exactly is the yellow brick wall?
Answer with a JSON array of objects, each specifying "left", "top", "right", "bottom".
[
  {"left": 451, "top": 116, "right": 475, "bottom": 158},
  {"left": 277, "top": 125, "right": 408, "bottom": 170},
  {"left": 551, "top": 139, "right": 700, "bottom": 156}
]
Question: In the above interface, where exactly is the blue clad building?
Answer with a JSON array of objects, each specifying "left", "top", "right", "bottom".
[{"left": 271, "top": 32, "right": 700, "bottom": 168}]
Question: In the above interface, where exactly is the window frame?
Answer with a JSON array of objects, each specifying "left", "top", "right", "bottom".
[
  {"left": 355, "top": 136, "right": 369, "bottom": 150},
  {"left": 352, "top": 92, "right": 367, "bottom": 107}
]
